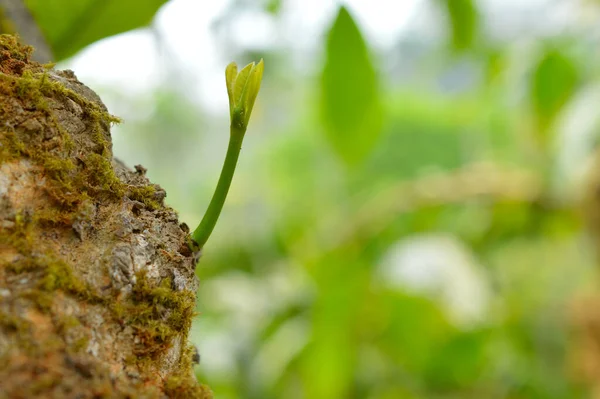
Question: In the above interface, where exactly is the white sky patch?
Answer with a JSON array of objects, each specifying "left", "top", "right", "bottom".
[
  {"left": 61, "top": 29, "right": 160, "bottom": 95},
  {"left": 379, "top": 234, "right": 492, "bottom": 328},
  {"left": 229, "top": 10, "right": 279, "bottom": 49},
  {"left": 345, "top": 0, "right": 421, "bottom": 48},
  {"left": 61, "top": 0, "right": 421, "bottom": 115},
  {"left": 154, "top": 0, "right": 232, "bottom": 113}
]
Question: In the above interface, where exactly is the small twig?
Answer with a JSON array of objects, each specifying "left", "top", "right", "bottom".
[{"left": 190, "top": 60, "right": 264, "bottom": 252}]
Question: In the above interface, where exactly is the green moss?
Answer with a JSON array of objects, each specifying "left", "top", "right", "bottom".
[
  {"left": 21, "top": 289, "right": 55, "bottom": 311},
  {"left": 164, "top": 374, "right": 212, "bottom": 399},
  {"left": 42, "top": 258, "right": 87, "bottom": 293},
  {"left": 3, "top": 217, "right": 197, "bottom": 379},
  {"left": 34, "top": 207, "right": 74, "bottom": 226},
  {"left": 0, "top": 130, "right": 24, "bottom": 165},
  {"left": 163, "top": 344, "right": 212, "bottom": 398},
  {"left": 0, "top": 35, "right": 206, "bottom": 397},
  {"left": 0, "top": 34, "right": 32, "bottom": 61},
  {"left": 3, "top": 213, "right": 202, "bottom": 393},
  {"left": 6, "top": 217, "right": 196, "bottom": 369},
  {"left": 57, "top": 315, "right": 81, "bottom": 330},
  {"left": 0, "top": 310, "right": 30, "bottom": 334},
  {"left": 6, "top": 217, "right": 89, "bottom": 296},
  {"left": 15, "top": 70, "right": 49, "bottom": 110},
  {"left": 0, "top": 43, "right": 157, "bottom": 214},
  {"left": 0, "top": 35, "right": 33, "bottom": 76},
  {"left": 84, "top": 152, "right": 126, "bottom": 195},
  {"left": 121, "top": 271, "right": 197, "bottom": 357},
  {"left": 71, "top": 335, "right": 90, "bottom": 353},
  {"left": 5, "top": 216, "right": 100, "bottom": 311},
  {"left": 129, "top": 185, "right": 160, "bottom": 210},
  {"left": 6, "top": 211, "right": 35, "bottom": 253}
]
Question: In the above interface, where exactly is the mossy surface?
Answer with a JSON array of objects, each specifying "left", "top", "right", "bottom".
[{"left": 0, "top": 34, "right": 210, "bottom": 398}]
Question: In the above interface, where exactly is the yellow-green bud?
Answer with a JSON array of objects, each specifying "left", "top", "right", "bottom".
[{"left": 225, "top": 59, "right": 264, "bottom": 132}]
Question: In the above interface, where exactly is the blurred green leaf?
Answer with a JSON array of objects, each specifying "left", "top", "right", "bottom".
[
  {"left": 439, "top": 0, "right": 478, "bottom": 51},
  {"left": 320, "top": 6, "right": 383, "bottom": 166},
  {"left": 360, "top": 105, "right": 466, "bottom": 184},
  {"left": 531, "top": 49, "right": 579, "bottom": 134},
  {"left": 485, "top": 48, "right": 507, "bottom": 85},
  {"left": 380, "top": 292, "right": 454, "bottom": 374},
  {"left": 24, "top": 0, "right": 167, "bottom": 60},
  {"left": 424, "top": 330, "right": 490, "bottom": 389},
  {"left": 299, "top": 255, "right": 366, "bottom": 399},
  {"left": 264, "top": 0, "right": 282, "bottom": 14}
]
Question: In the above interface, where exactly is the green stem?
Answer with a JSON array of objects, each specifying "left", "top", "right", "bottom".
[{"left": 191, "top": 126, "right": 245, "bottom": 250}]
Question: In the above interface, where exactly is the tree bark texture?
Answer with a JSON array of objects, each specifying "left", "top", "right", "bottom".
[{"left": 0, "top": 35, "right": 211, "bottom": 398}]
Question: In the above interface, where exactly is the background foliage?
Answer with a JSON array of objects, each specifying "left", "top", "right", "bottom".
[
  {"left": 24, "top": 0, "right": 167, "bottom": 59},
  {"left": 11, "top": 0, "right": 600, "bottom": 397}
]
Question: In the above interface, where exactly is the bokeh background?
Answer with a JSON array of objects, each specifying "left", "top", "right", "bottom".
[{"left": 13, "top": 0, "right": 600, "bottom": 397}]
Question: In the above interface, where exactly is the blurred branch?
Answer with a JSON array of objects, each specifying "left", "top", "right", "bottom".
[
  {"left": 297, "top": 162, "right": 545, "bottom": 258},
  {"left": 0, "top": 0, "right": 52, "bottom": 62}
]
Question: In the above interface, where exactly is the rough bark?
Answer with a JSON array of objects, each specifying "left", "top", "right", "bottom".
[{"left": 0, "top": 35, "right": 211, "bottom": 398}]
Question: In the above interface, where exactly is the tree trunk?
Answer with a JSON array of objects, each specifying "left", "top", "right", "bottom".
[{"left": 0, "top": 35, "right": 211, "bottom": 398}]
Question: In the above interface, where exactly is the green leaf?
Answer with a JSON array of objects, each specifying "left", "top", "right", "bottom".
[
  {"left": 244, "top": 59, "right": 264, "bottom": 120},
  {"left": 23, "top": 0, "right": 168, "bottom": 60},
  {"left": 320, "top": 6, "right": 383, "bottom": 166},
  {"left": 233, "top": 62, "right": 254, "bottom": 106},
  {"left": 439, "top": 0, "right": 478, "bottom": 51},
  {"left": 225, "top": 62, "right": 238, "bottom": 115},
  {"left": 424, "top": 330, "right": 490, "bottom": 389},
  {"left": 380, "top": 292, "right": 454, "bottom": 374},
  {"left": 531, "top": 49, "right": 579, "bottom": 134},
  {"left": 265, "top": 0, "right": 282, "bottom": 14}
]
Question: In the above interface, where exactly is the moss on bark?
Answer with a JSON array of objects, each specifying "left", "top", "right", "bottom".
[{"left": 0, "top": 34, "right": 211, "bottom": 398}]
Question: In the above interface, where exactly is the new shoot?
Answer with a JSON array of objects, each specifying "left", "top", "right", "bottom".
[{"left": 190, "top": 59, "right": 264, "bottom": 252}]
